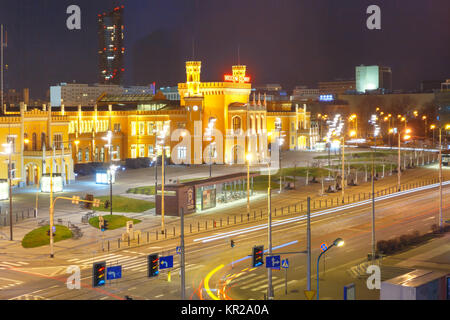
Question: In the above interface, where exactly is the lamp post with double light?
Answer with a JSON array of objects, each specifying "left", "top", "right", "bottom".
[
  {"left": 316, "top": 238, "right": 344, "bottom": 300},
  {"left": 1, "top": 141, "right": 13, "bottom": 240},
  {"left": 157, "top": 123, "right": 170, "bottom": 234},
  {"left": 438, "top": 124, "right": 450, "bottom": 229},
  {"left": 397, "top": 128, "right": 411, "bottom": 191}
]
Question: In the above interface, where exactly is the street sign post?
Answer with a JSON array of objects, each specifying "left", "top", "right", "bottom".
[
  {"left": 344, "top": 283, "right": 355, "bottom": 300},
  {"left": 282, "top": 259, "right": 289, "bottom": 295},
  {"left": 266, "top": 255, "right": 281, "bottom": 270},
  {"left": 281, "top": 259, "right": 289, "bottom": 269},
  {"left": 106, "top": 266, "right": 122, "bottom": 280},
  {"left": 159, "top": 256, "right": 174, "bottom": 270}
]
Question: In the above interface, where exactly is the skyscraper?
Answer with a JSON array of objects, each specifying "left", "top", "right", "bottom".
[
  {"left": 98, "top": 6, "right": 125, "bottom": 85},
  {"left": 355, "top": 65, "right": 392, "bottom": 93}
]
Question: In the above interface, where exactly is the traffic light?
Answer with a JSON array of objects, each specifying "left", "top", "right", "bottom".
[
  {"left": 252, "top": 245, "right": 264, "bottom": 267},
  {"left": 103, "top": 220, "right": 109, "bottom": 231},
  {"left": 148, "top": 254, "right": 159, "bottom": 277},
  {"left": 230, "top": 240, "right": 235, "bottom": 248},
  {"left": 92, "top": 261, "right": 106, "bottom": 287},
  {"left": 104, "top": 200, "right": 110, "bottom": 209}
]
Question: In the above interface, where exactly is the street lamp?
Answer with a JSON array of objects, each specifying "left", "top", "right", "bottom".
[
  {"left": 430, "top": 124, "right": 436, "bottom": 147},
  {"left": 1, "top": 141, "right": 13, "bottom": 241},
  {"left": 316, "top": 238, "right": 344, "bottom": 300},
  {"left": 102, "top": 131, "right": 114, "bottom": 216},
  {"left": 157, "top": 123, "right": 170, "bottom": 234},
  {"left": 265, "top": 161, "right": 274, "bottom": 300},
  {"left": 438, "top": 124, "right": 450, "bottom": 229},
  {"left": 205, "top": 118, "right": 216, "bottom": 178},
  {"left": 246, "top": 154, "right": 252, "bottom": 216},
  {"left": 397, "top": 128, "right": 411, "bottom": 191}
]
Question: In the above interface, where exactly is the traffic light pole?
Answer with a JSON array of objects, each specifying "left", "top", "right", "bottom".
[
  {"left": 180, "top": 207, "right": 186, "bottom": 300},
  {"left": 267, "top": 165, "right": 274, "bottom": 300},
  {"left": 306, "top": 197, "right": 311, "bottom": 291}
]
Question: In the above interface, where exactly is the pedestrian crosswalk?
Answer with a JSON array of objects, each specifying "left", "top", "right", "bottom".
[
  {"left": 0, "top": 261, "right": 29, "bottom": 269},
  {"left": 227, "top": 272, "right": 298, "bottom": 294},
  {"left": 9, "top": 294, "right": 48, "bottom": 300}
]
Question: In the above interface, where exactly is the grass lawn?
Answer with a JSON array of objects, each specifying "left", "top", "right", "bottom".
[
  {"left": 22, "top": 225, "right": 72, "bottom": 248},
  {"left": 89, "top": 215, "right": 141, "bottom": 231},
  {"left": 93, "top": 195, "right": 155, "bottom": 213}
]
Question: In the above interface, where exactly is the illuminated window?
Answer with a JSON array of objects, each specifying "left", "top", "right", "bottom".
[
  {"left": 139, "top": 122, "right": 145, "bottom": 136},
  {"left": 78, "top": 150, "right": 82, "bottom": 162},
  {"left": 148, "top": 145, "right": 154, "bottom": 157},
  {"left": 232, "top": 116, "right": 242, "bottom": 132},
  {"left": 139, "top": 145, "right": 145, "bottom": 157},
  {"left": 177, "top": 146, "right": 187, "bottom": 160},
  {"left": 147, "top": 122, "right": 155, "bottom": 135},
  {"left": 100, "top": 147, "right": 105, "bottom": 162},
  {"left": 85, "top": 148, "right": 89, "bottom": 162},
  {"left": 131, "top": 122, "right": 136, "bottom": 136},
  {"left": 114, "top": 123, "right": 121, "bottom": 132},
  {"left": 131, "top": 145, "right": 137, "bottom": 159},
  {"left": 115, "top": 146, "right": 120, "bottom": 160}
]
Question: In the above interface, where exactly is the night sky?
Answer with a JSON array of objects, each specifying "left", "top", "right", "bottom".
[{"left": 0, "top": 0, "right": 449, "bottom": 99}]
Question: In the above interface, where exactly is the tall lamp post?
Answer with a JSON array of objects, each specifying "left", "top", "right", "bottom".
[
  {"left": 397, "top": 128, "right": 411, "bottom": 191},
  {"left": 246, "top": 154, "right": 252, "bottom": 216},
  {"left": 266, "top": 161, "right": 274, "bottom": 300},
  {"left": 157, "top": 123, "right": 169, "bottom": 234},
  {"left": 438, "top": 124, "right": 450, "bottom": 229},
  {"left": 316, "top": 238, "right": 344, "bottom": 300},
  {"left": 341, "top": 135, "right": 345, "bottom": 202},
  {"left": 2, "top": 141, "right": 13, "bottom": 240},
  {"left": 102, "top": 131, "right": 113, "bottom": 216}
]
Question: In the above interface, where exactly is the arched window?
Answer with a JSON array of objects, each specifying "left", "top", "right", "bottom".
[
  {"left": 85, "top": 148, "right": 89, "bottom": 162},
  {"left": 232, "top": 116, "right": 242, "bottom": 132},
  {"left": 41, "top": 133, "right": 46, "bottom": 150}
]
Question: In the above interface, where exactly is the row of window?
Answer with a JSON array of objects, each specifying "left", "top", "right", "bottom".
[
  {"left": 69, "top": 120, "right": 111, "bottom": 134},
  {"left": 77, "top": 146, "right": 120, "bottom": 163},
  {"left": 130, "top": 121, "right": 171, "bottom": 136}
]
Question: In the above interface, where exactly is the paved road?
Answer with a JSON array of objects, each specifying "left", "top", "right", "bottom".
[{"left": 0, "top": 180, "right": 448, "bottom": 300}]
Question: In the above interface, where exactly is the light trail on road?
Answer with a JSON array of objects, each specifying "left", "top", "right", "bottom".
[{"left": 194, "top": 181, "right": 450, "bottom": 243}]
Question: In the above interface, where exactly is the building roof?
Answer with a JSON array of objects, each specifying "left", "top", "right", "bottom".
[{"left": 384, "top": 269, "right": 448, "bottom": 288}]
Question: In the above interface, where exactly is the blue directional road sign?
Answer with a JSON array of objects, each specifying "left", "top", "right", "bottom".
[
  {"left": 266, "top": 255, "right": 281, "bottom": 269},
  {"left": 159, "top": 256, "right": 174, "bottom": 270},
  {"left": 106, "top": 266, "right": 122, "bottom": 280},
  {"left": 281, "top": 259, "right": 289, "bottom": 269}
]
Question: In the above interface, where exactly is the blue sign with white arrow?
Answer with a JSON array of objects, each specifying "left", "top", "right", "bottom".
[
  {"left": 159, "top": 256, "right": 174, "bottom": 270},
  {"left": 281, "top": 259, "right": 289, "bottom": 269},
  {"left": 266, "top": 255, "right": 281, "bottom": 269},
  {"left": 106, "top": 266, "right": 122, "bottom": 280}
]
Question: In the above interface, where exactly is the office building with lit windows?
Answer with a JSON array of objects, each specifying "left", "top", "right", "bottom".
[{"left": 98, "top": 5, "right": 125, "bottom": 85}]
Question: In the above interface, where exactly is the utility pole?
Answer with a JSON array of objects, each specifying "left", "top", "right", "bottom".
[
  {"left": 397, "top": 132, "right": 401, "bottom": 191},
  {"left": 180, "top": 207, "right": 186, "bottom": 300},
  {"left": 341, "top": 136, "right": 345, "bottom": 203},
  {"left": 306, "top": 197, "right": 311, "bottom": 291},
  {"left": 267, "top": 163, "right": 274, "bottom": 300},
  {"left": 439, "top": 127, "right": 443, "bottom": 229},
  {"left": 371, "top": 137, "right": 376, "bottom": 261}
]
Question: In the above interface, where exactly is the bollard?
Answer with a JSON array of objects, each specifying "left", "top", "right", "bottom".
[
  {"left": 227, "top": 216, "right": 229, "bottom": 225},
  {"left": 247, "top": 214, "right": 249, "bottom": 221},
  {"left": 173, "top": 226, "right": 176, "bottom": 236},
  {"left": 156, "top": 230, "right": 158, "bottom": 240},
  {"left": 128, "top": 237, "right": 130, "bottom": 247},
  {"left": 254, "top": 211, "right": 256, "bottom": 220},
  {"left": 165, "top": 229, "right": 167, "bottom": 238},
  {"left": 198, "top": 222, "right": 200, "bottom": 231},
  {"left": 241, "top": 214, "right": 243, "bottom": 223},
  {"left": 138, "top": 234, "right": 140, "bottom": 245},
  {"left": 220, "top": 218, "right": 223, "bottom": 227},
  {"left": 190, "top": 224, "right": 192, "bottom": 233},
  {"left": 206, "top": 221, "right": 208, "bottom": 230},
  {"left": 301, "top": 203, "right": 303, "bottom": 212},
  {"left": 147, "top": 232, "right": 149, "bottom": 243},
  {"left": 118, "top": 238, "right": 120, "bottom": 248},
  {"left": 108, "top": 240, "right": 110, "bottom": 251},
  {"left": 234, "top": 216, "right": 236, "bottom": 224}
]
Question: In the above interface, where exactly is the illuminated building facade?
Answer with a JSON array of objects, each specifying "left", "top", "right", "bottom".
[
  {"left": 356, "top": 65, "right": 392, "bottom": 93},
  {"left": 98, "top": 6, "right": 125, "bottom": 85},
  {"left": 0, "top": 61, "right": 318, "bottom": 189},
  {"left": 0, "top": 103, "right": 74, "bottom": 189}
]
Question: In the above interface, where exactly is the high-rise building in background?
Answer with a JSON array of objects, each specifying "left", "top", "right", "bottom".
[
  {"left": 98, "top": 5, "right": 125, "bottom": 85},
  {"left": 355, "top": 65, "right": 392, "bottom": 93}
]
